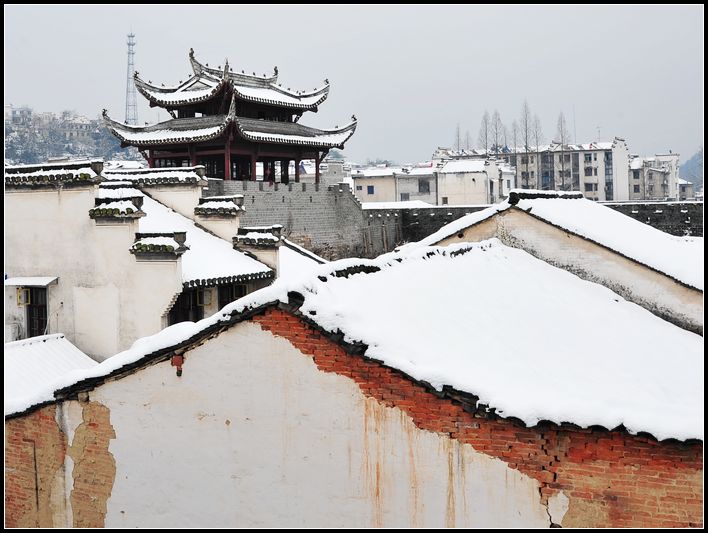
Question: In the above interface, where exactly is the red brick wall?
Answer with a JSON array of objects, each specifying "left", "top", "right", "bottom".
[
  {"left": 5, "top": 405, "right": 67, "bottom": 528},
  {"left": 253, "top": 308, "right": 703, "bottom": 528}
]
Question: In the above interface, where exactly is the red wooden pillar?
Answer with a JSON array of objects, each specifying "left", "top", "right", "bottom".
[
  {"left": 147, "top": 149, "right": 155, "bottom": 168},
  {"left": 315, "top": 152, "right": 321, "bottom": 185},
  {"left": 189, "top": 144, "right": 197, "bottom": 167},
  {"left": 224, "top": 141, "right": 232, "bottom": 180},
  {"left": 281, "top": 159, "right": 289, "bottom": 184},
  {"left": 250, "top": 154, "right": 257, "bottom": 181}
]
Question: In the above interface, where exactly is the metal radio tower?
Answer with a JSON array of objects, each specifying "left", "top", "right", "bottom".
[{"left": 125, "top": 33, "right": 138, "bottom": 125}]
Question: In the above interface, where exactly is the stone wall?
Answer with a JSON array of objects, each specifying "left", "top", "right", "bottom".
[
  {"left": 605, "top": 202, "right": 703, "bottom": 237},
  {"left": 206, "top": 181, "right": 703, "bottom": 258}
]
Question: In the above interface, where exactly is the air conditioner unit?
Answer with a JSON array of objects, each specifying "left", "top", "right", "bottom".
[
  {"left": 16, "top": 288, "right": 30, "bottom": 306},
  {"left": 5, "top": 323, "right": 21, "bottom": 342}
]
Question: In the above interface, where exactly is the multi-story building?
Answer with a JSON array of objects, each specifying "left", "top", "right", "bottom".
[
  {"left": 628, "top": 153, "right": 681, "bottom": 201},
  {"left": 436, "top": 138, "right": 631, "bottom": 201}
]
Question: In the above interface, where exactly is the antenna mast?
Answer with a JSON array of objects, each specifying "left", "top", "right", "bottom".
[{"left": 125, "top": 33, "right": 138, "bottom": 125}]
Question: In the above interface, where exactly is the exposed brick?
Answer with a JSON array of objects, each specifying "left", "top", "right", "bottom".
[{"left": 252, "top": 307, "right": 703, "bottom": 528}]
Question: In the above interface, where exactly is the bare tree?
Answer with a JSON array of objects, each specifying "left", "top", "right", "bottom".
[
  {"left": 465, "top": 130, "right": 470, "bottom": 151},
  {"left": 478, "top": 111, "right": 490, "bottom": 154},
  {"left": 520, "top": 101, "right": 532, "bottom": 187},
  {"left": 455, "top": 123, "right": 461, "bottom": 152},
  {"left": 532, "top": 114, "right": 544, "bottom": 189},
  {"left": 491, "top": 110, "right": 504, "bottom": 155},
  {"left": 556, "top": 112, "right": 571, "bottom": 190},
  {"left": 511, "top": 120, "right": 519, "bottom": 189}
]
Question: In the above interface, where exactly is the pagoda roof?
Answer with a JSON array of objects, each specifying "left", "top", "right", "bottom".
[
  {"left": 133, "top": 49, "right": 330, "bottom": 111},
  {"left": 234, "top": 116, "right": 356, "bottom": 148},
  {"left": 104, "top": 95, "right": 357, "bottom": 149}
]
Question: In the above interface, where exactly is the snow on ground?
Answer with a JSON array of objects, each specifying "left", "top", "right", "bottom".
[
  {"left": 5, "top": 334, "right": 97, "bottom": 404},
  {"left": 139, "top": 196, "right": 270, "bottom": 283},
  {"left": 7, "top": 239, "right": 702, "bottom": 442}
]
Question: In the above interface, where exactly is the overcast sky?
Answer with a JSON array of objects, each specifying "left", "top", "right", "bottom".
[{"left": 4, "top": 5, "right": 703, "bottom": 163}]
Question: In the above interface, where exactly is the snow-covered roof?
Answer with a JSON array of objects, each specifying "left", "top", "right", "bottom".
[
  {"left": 439, "top": 160, "right": 487, "bottom": 173},
  {"left": 104, "top": 95, "right": 356, "bottom": 150},
  {"left": 278, "top": 239, "right": 328, "bottom": 281},
  {"left": 401, "top": 167, "right": 436, "bottom": 176},
  {"left": 630, "top": 158, "right": 644, "bottom": 170},
  {"left": 8, "top": 240, "right": 702, "bottom": 442},
  {"left": 5, "top": 162, "right": 99, "bottom": 187},
  {"left": 5, "top": 277, "right": 58, "bottom": 287},
  {"left": 134, "top": 50, "right": 330, "bottom": 111},
  {"left": 5, "top": 334, "right": 98, "bottom": 405},
  {"left": 103, "top": 167, "right": 205, "bottom": 185},
  {"left": 103, "top": 112, "right": 230, "bottom": 146},
  {"left": 139, "top": 196, "right": 272, "bottom": 286},
  {"left": 511, "top": 192, "right": 703, "bottom": 290},
  {"left": 678, "top": 178, "right": 692, "bottom": 185},
  {"left": 354, "top": 167, "right": 401, "bottom": 178},
  {"left": 362, "top": 201, "right": 434, "bottom": 209},
  {"left": 234, "top": 116, "right": 357, "bottom": 148},
  {"left": 409, "top": 190, "right": 703, "bottom": 290}
]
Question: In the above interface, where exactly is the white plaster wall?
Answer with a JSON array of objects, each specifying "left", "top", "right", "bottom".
[
  {"left": 93, "top": 322, "right": 549, "bottom": 528},
  {"left": 437, "top": 171, "right": 489, "bottom": 205},
  {"left": 352, "top": 176, "right": 397, "bottom": 203},
  {"left": 613, "top": 141, "right": 630, "bottom": 201},
  {"left": 194, "top": 215, "right": 241, "bottom": 241},
  {"left": 395, "top": 175, "right": 437, "bottom": 204},
  {"left": 145, "top": 185, "right": 205, "bottom": 220},
  {"left": 4, "top": 188, "right": 184, "bottom": 359}
]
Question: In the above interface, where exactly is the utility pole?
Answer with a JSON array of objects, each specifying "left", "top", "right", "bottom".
[{"left": 125, "top": 33, "right": 138, "bottom": 125}]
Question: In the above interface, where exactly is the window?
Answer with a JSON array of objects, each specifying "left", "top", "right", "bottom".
[
  {"left": 490, "top": 181, "right": 494, "bottom": 194},
  {"left": 633, "top": 170, "right": 640, "bottom": 180},
  {"left": 356, "top": 185, "right": 362, "bottom": 191},
  {"left": 633, "top": 185, "right": 640, "bottom": 193},
  {"left": 441, "top": 197, "right": 448, "bottom": 205},
  {"left": 400, "top": 193, "right": 410, "bottom": 201},
  {"left": 530, "top": 156, "right": 535, "bottom": 163},
  {"left": 169, "top": 289, "right": 204, "bottom": 325},
  {"left": 418, "top": 179, "right": 430, "bottom": 193},
  {"left": 530, "top": 171, "right": 535, "bottom": 179},
  {"left": 506, "top": 179, "right": 511, "bottom": 188},
  {"left": 584, "top": 167, "right": 593, "bottom": 177},
  {"left": 593, "top": 153, "right": 597, "bottom": 161},
  {"left": 26, "top": 287, "right": 47, "bottom": 338},
  {"left": 218, "top": 283, "right": 246, "bottom": 310},
  {"left": 584, "top": 154, "right": 592, "bottom": 163},
  {"left": 584, "top": 183, "right": 595, "bottom": 192},
  {"left": 593, "top": 168, "right": 598, "bottom": 176},
  {"left": 521, "top": 156, "right": 528, "bottom": 165},
  {"left": 367, "top": 185, "right": 375, "bottom": 195}
]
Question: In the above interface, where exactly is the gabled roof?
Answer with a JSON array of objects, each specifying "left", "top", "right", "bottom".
[
  {"left": 133, "top": 49, "right": 330, "bottom": 111},
  {"left": 5, "top": 334, "right": 98, "bottom": 405},
  {"left": 7, "top": 240, "right": 702, "bottom": 442},
  {"left": 408, "top": 190, "right": 703, "bottom": 290}
]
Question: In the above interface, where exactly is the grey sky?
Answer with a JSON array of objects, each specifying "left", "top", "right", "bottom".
[{"left": 4, "top": 5, "right": 703, "bottom": 163}]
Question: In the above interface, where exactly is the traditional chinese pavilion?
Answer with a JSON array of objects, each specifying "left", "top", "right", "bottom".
[{"left": 103, "top": 49, "right": 357, "bottom": 183}]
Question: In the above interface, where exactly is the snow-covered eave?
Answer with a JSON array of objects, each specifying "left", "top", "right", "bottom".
[
  {"left": 281, "top": 239, "right": 328, "bottom": 264},
  {"left": 510, "top": 205, "right": 703, "bottom": 292},
  {"left": 232, "top": 83, "right": 329, "bottom": 110},
  {"left": 182, "top": 269, "right": 274, "bottom": 289},
  {"left": 5, "top": 282, "right": 698, "bottom": 445},
  {"left": 134, "top": 72, "right": 228, "bottom": 107},
  {"left": 189, "top": 48, "right": 278, "bottom": 85},
  {"left": 234, "top": 118, "right": 357, "bottom": 148},
  {"left": 102, "top": 110, "right": 230, "bottom": 147}
]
